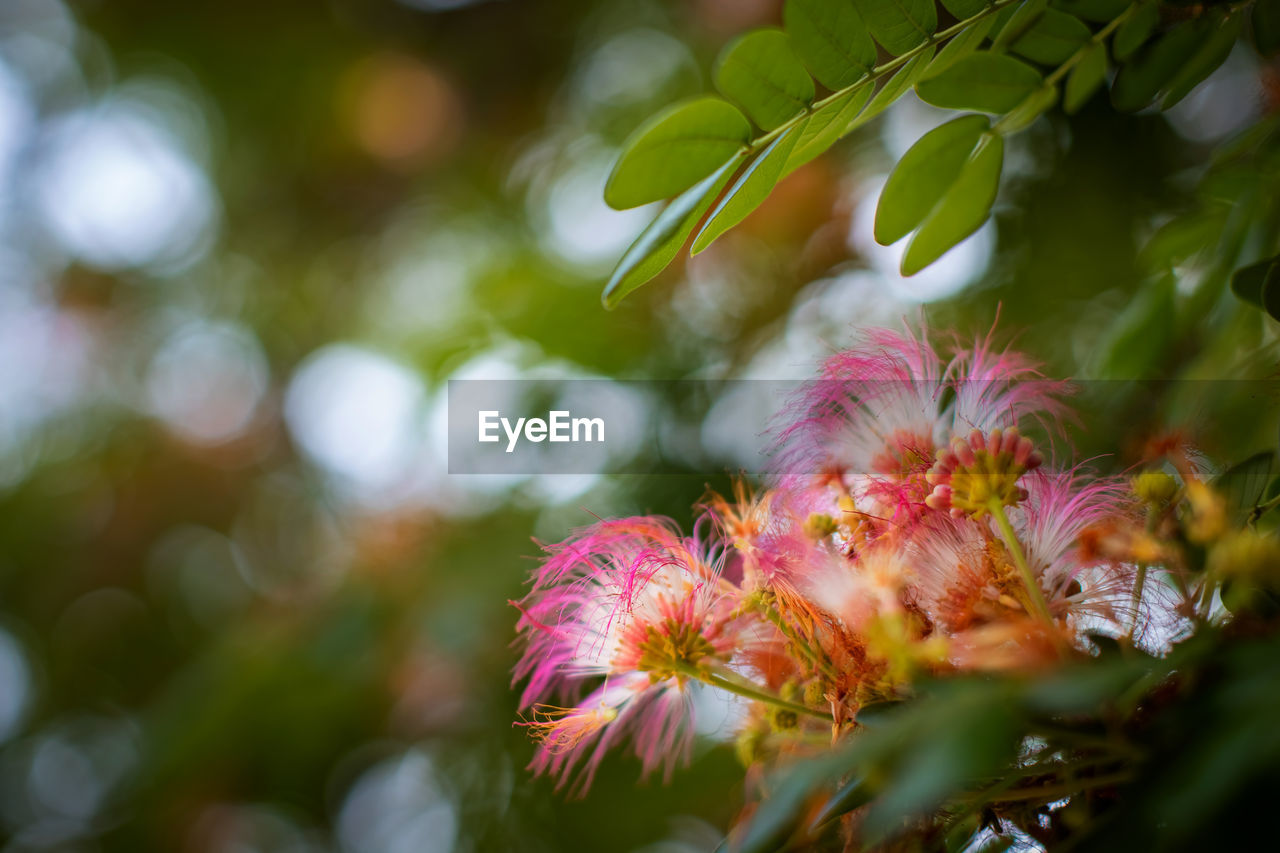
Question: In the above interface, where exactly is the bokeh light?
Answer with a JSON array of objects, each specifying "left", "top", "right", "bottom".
[{"left": 32, "top": 96, "right": 217, "bottom": 271}]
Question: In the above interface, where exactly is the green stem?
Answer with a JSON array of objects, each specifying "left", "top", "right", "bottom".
[
  {"left": 1249, "top": 491, "right": 1280, "bottom": 524},
  {"left": 989, "top": 501, "right": 1059, "bottom": 639},
  {"left": 673, "top": 661, "right": 832, "bottom": 720},
  {"left": 749, "top": 0, "right": 1024, "bottom": 150},
  {"left": 1043, "top": 3, "right": 1137, "bottom": 88}
]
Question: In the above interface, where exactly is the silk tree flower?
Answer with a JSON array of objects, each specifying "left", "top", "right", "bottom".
[
  {"left": 774, "top": 326, "right": 1069, "bottom": 524},
  {"left": 511, "top": 517, "right": 752, "bottom": 793},
  {"left": 510, "top": 323, "right": 1184, "bottom": 808},
  {"left": 908, "top": 469, "right": 1137, "bottom": 668}
]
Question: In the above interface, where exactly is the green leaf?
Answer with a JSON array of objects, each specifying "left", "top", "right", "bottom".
[
  {"left": 1064, "top": 43, "right": 1108, "bottom": 112},
  {"left": 1025, "top": 657, "right": 1152, "bottom": 713},
  {"left": 784, "top": 0, "right": 877, "bottom": 89},
  {"left": 991, "top": 0, "right": 1048, "bottom": 53},
  {"left": 1161, "top": 12, "right": 1244, "bottom": 109},
  {"left": 1231, "top": 255, "right": 1280, "bottom": 309},
  {"left": 715, "top": 29, "right": 816, "bottom": 130},
  {"left": 987, "top": 4, "right": 1021, "bottom": 42},
  {"left": 874, "top": 114, "right": 990, "bottom": 245},
  {"left": 1256, "top": 0, "right": 1280, "bottom": 55},
  {"left": 604, "top": 97, "right": 751, "bottom": 210},
  {"left": 1111, "top": 19, "right": 1211, "bottom": 112},
  {"left": 1141, "top": 208, "right": 1229, "bottom": 271},
  {"left": 916, "top": 53, "right": 1044, "bottom": 113},
  {"left": 1012, "top": 9, "right": 1092, "bottom": 64},
  {"left": 995, "top": 84, "right": 1057, "bottom": 132},
  {"left": 901, "top": 133, "right": 1003, "bottom": 275},
  {"left": 692, "top": 122, "right": 804, "bottom": 253},
  {"left": 859, "top": 46, "right": 936, "bottom": 124},
  {"left": 927, "top": 15, "right": 998, "bottom": 76},
  {"left": 1214, "top": 451, "right": 1275, "bottom": 526},
  {"left": 941, "top": 0, "right": 988, "bottom": 18},
  {"left": 1050, "top": 0, "right": 1129, "bottom": 23},
  {"left": 853, "top": 0, "right": 938, "bottom": 56},
  {"left": 730, "top": 751, "right": 851, "bottom": 853},
  {"left": 602, "top": 153, "right": 747, "bottom": 308},
  {"left": 784, "top": 83, "right": 875, "bottom": 173},
  {"left": 862, "top": 687, "right": 1021, "bottom": 841},
  {"left": 852, "top": 698, "right": 912, "bottom": 727},
  {"left": 809, "top": 775, "right": 875, "bottom": 831},
  {"left": 1114, "top": 2, "right": 1159, "bottom": 61},
  {"left": 1093, "top": 273, "right": 1175, "bottom": 377}
]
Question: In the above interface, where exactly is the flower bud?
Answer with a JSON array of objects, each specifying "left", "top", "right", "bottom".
[
  {"left": 1131, "top": 470, "right": 1178, "bottom": 506},
  {"left": 925, "top": 427, "right": 1041, "bottom": 519}
]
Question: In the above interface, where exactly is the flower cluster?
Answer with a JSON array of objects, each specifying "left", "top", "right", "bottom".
[{"left": 511, "top": 326, "right": 1179, "bottom": 794}]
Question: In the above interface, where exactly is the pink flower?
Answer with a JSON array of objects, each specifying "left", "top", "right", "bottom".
[
  {"left": 519, "top": 673, "right": 695, "bottom": 796},
  {"left": 908, "top": 469, "right": 1136, "bottom": 663},
  {"left": 1015, "top": 469, "right": 1138, "bottom": 631},
  {"left": 511, "top": 517, "right": 748, "bottom": 792},
  {"left": 774, "top": 326, "right": 1068, "bottom": 523},
  {"left": 704, "top": 485, "right": 825, "bottom": 601}
]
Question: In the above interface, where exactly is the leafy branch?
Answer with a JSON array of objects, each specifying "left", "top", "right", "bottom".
[{"left": 600, "top": 0, "right": 1275, "bottom": 308}]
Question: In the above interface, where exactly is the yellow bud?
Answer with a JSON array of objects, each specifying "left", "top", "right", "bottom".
[{"left": 1132, "top": 470, "right": 1179, "bottom": 506}]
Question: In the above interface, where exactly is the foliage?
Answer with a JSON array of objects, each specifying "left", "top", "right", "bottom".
[
  {"left": 726, "top": 626, "right": 1280, "bottom": 852},
  {"left": 602, "top": 0, "right": 1278, "bottom": 306}
]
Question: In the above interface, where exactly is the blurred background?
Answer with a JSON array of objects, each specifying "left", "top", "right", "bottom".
[{"left": 0, "top": 0, "right": 1274, "bottom": 851}]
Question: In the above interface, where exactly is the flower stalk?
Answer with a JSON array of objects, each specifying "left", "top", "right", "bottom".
[
  {"left": 673, "top": 660, "right": 833, "bottom": 721},
  {"left": 989, "top": 499, "right": 1060, "bottom": 644}
]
